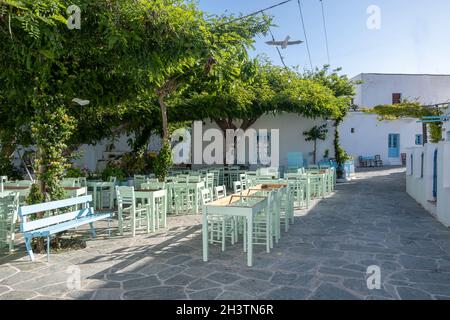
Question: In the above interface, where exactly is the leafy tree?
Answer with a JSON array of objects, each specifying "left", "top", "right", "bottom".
[
  {"left": 172, "top": 60, "right": 348, "bottom": 133},
  {"left": 302, "top": 66, "right": 357, "bottom": 177},
  {"left": 303, "top": 124, "right": 328, "bottom": 164}
]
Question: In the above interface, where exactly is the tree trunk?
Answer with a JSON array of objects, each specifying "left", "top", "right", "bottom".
[
  {"left": 158, "top": 95, "right": 169, "bottom": 142},
  {"left": 35, "top": 146, "right": 46, "bottom": 253},
  {"left": 313, "top": 139, "right": 317, "bottom": 164}
]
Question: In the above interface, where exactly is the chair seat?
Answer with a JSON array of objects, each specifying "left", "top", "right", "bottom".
[{"left": 24, "top": 213, "right": 113, "bottom": 238}]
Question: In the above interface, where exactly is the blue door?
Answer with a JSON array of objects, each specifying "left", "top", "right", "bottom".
[
  {"left": 433, "top": 149, "right": 438, "bottom": 198},
  {"left": 388, "top": 134, "right": 400, "bottom": 158}
]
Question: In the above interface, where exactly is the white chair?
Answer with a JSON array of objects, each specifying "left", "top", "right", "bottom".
[
  {"left": 134, "top": 175, "right": 146, "bottom": 190},
  {"left": 214, "top": 185, "right": 227, "bottom": 200},
  {"left": 233, "top": 181, "right": 242, "bottom": 194}
]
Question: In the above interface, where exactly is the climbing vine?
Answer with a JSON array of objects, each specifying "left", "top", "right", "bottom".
[{"left": 363, "top": 101, "right": 444, "bottom": 144}]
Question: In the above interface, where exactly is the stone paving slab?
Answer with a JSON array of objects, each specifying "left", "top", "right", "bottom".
[{"left": 1, "top": 167, "right": 450, "bottom": 300}]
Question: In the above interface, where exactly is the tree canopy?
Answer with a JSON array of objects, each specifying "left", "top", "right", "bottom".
[{"left": 0, "top": 0, "right": 357, "bottom": 193}]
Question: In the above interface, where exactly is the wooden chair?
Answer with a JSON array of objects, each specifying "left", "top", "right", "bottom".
[
  {"left": 134, "top": 175, "right": 146, "bottom": 190},
  {"left": 214, "top": 185, "right": 227, "bottom": 200},
  {"left": 202, "top": 188, "right": 236, "bottom": 251},
  {"left": 374, "top": 155, "right": 383, "bottom": 167},
  {"left": 115, "top": 186, "right": 151, "bottom": 237},
  {"left": 0, "top": 192, "right": 19, "bottom": 253},
  {"left": 233, "top": 181, "right": 242, "bottom": 194}
]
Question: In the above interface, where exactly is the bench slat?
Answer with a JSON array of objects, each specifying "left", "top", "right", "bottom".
[
  {"left": 19, "top": 195, "right": 92, "bottom": 216},
  {"left": 25, "top": 213, "right": 113, "bottom": 237},
  {"left": 21, "top": 207, "right": 93, "bottom": 232}
]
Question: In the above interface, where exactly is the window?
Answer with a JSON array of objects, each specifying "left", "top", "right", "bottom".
[
  {"left": 447, "top": 131, "right": 450, "bottom": 141},
  {"left": 392, "top": 93, "right": 402, "bottom": 104},
  {"left": 415, "top": 134, "right": 423, "bottom": 145},
  {"left": 410, "top": 154, "right": 414, "bottom": 176},
  {"left": 351, "top": 128, "right": 355, "bottom": 133}
]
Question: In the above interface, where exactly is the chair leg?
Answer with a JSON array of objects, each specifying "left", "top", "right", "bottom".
[{"left": 221, "top": 220, "right": 226, "bottom": 252}]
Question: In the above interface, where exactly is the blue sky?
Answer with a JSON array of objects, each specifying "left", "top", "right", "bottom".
[{"left": 197, "top": 0, "right": 450, "bottom": 78}]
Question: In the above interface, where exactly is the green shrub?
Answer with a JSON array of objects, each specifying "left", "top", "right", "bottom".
[
  {"left": 153, "top": 142, "right": 173, "bottom": 182},
  {"left": 101, "top": 163, "right": 126, "bottom": 181},
  {"left": 65, "top": 167, "right": 85, "bottom": 178}
]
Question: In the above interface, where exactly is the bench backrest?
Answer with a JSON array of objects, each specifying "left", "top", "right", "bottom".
[{"left": 18, "top": 195, "right": 93, "bottom": 233}]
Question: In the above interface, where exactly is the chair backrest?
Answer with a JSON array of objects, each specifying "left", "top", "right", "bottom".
[
  {"left": 115, "top": 186, "right": 135, "bottom": 207},
  {"left": 205, "top": 173, "right": 214, "bottom": 188},
  {"left": 134, "top": 175, "right": 146, "bottom": 189},
  {"left": 214, "top": 185, "right": 227, "bottom": 200},
  {"left": 175, "top": 175, "right": 188, "bottom": 183},
  {"left": 141, "top": 182, "right": 166, "bottom": 190},
  {"left": 188, "top": 175, "right": 201, "bottom": 183},
  {"left": 208, "top": 170, "right": 220, "bottom": 186},
  {"left": 109, "top": 176, "right": 117, "bottom": 184},
  {"left": 200, "top": 188, "right": 213, "bottom": 205},
  {"left": 0, "top": 192, "right": 19, "bottom": 238},
  {"left": 18, "top": 195, "right": 93, "bottom": 233},
  {"left": 61, "top": 178, "right": 77, "bottom": 187},
  {"left": 239, "top": 173, "right": 247, "bottom": 189},
  {"left": 233, "top": 181, "right": 242, "bottom": 193}
]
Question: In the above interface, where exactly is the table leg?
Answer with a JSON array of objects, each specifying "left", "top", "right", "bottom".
[
  {"left": 93, "top": 186, "right": 97, "bottom": 210},
  {"left": 202, "top": 208, "right": 209, "bottom": 262},
  {"left": 194, "top": 188, "right": 199, "bottom": 214},
  {"left": 151, "top": 197, "right": 156, "bottom": 232},
  {"left": 247, "top": 214, "right": 253, "bottom": 267},
  {"left": 163, "top": 194, "right": 167, "bottom": 228},
  {"left": 265, "top": 206, "right": 270, "bottom": 253},
  {"left": 306, "top": 180, "right": 311, "bottom": 208},
  {"left": 110, "top": 186, "right": 114, "bottom": 209}
]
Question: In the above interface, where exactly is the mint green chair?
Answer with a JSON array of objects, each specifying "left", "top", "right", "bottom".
[
  {"left": 233, "top": 181, "right": 242, "bottom": 194},
  {"left": 116, "top": 186, "right": 151, "bottom": 237},
  {"left": 214, "top": 185, "right": 227, "bottom": 200},
  {"left": 134, "top": 175, "right": 146, "bottom": 189},
  {"left": 0, "top": 192, "right": 19, "bottom": 252},
  {"left": 202, "top": 188, "right": 236, "bottom": 251}
]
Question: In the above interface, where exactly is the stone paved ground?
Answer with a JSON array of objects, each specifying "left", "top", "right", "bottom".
[{"left": 1, "top": 167, "right": 450, "bottom": 300}]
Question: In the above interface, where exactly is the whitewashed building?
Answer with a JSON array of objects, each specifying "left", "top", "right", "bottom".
[
  {"left": 406, "top": 141, "right": 450, "bottom": 227},
  {"left": 341, "top": 73, "right": 450, "bottom": 165}
]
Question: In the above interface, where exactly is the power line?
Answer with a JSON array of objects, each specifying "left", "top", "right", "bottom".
[
  {"left": 218, "top": 0, "right": 294, "bottom": 27},
  {"left": 297, "top": 0, "right": 313, "bottom": 70},
  {"left": 320, "top": 0, "right": 330, "bottom": 65},
  {"left": 269, "top": 28, "right": 288, "bottom": 69}
]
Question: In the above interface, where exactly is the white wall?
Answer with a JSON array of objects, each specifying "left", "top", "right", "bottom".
[
  {"left": 406, "top": 142, "right": 450, "bottom": 227},
  {"left": 199, "top": 113, "right": 335, "bottom": 168},
  {"left": 352, "top": 73, "right": 450, "bottom": 108},
  {"left": 340, "top": 112, "right": 422, "bottom": 165},
  {"left": 72, "top": 134, "right": 162, "bottom": 173}
]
